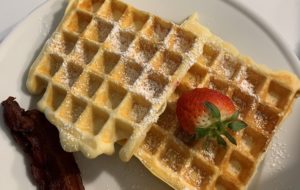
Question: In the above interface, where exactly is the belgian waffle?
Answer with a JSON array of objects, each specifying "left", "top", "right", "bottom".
[
  {"left": 134, "top": 14, "right": 300, "bottom": 190},
  {"left": 26, "top": 0, "right": 203, "bottom": 161}
]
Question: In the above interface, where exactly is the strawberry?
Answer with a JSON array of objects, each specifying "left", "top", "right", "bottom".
[{"left": 176, "top": 88, "right": 247, "bottom": 146}]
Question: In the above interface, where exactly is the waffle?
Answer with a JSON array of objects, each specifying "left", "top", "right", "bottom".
[
  {"left": 134, "top": 14, "right": 300, "bottom": 190},
  {"left": 26, "top": 0, "right": 203, "bottom": 161}
]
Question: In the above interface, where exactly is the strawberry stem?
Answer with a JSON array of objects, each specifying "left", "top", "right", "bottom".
[{"left": 195, "top": 102, "right": 247, "bottom": 147}]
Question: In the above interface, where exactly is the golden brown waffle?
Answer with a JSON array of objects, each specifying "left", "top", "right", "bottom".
[
  {"left": 134, "top": 14, "right": 300, "bottom": 190},
  {"left": 26, "top": 0, "right": 203, "bottom": 161}
]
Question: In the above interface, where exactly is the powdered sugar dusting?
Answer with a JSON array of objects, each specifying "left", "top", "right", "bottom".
[
  {"left": 236, "top": 66, "right": 257, "bottom": 97},
  {"left": 229, "top": 159, "right": 242, "bottom": 175},
  {"left": 132, "top": 103, "right": 149, "bottom": 123},
  {"left": 69, "top": 40, "right": 98, "bottom": 64},
  {"left": 201, "top": 143, "right": 217, "bottom": 162},
  {"left": 131, "top": 39, "right": 157, "bottom": 64},
  {"left": 58, "top": 62, "right": 82, "bottom": 87},
  {"left": 254, "top": 109, "right": 267, "bottom": 130},
  {"left": 123, "top": 62, "right": 142, "bottom": 85},
  {"left": 220, "top": 61, "right": 235, "bottom": 79},
  {"left": 152, "top": 20, "right": 170, "bottom": 41},
  {"left": 72, "top": 78, "right": 85, "bottom": 95},
  {"left": 158, "top": 52, "right": 181, "bottom": 75},
  {"left": 262, "top": 133, "right": 295, "bottom": 190},
  {"left": 162, "top": 58, "right": 179, "bottom": 75},
  {"left": 48, "top": 34, "right": 66, "bottom": 54},
  {"left": 240, "top": 79, "right": 255, "bottom": 96},
  {"left": 161, "top": 147, "right": 185, "bottom": 172},
  {"left": 106, "top": 26, "right": 135, "bottom": 53},
  {"left": 48, "top": 32, "right": 77, "bottom": 55},
  {"left": 186, "top": 166, "right": 203, "bottom": 187},
  {"left": 172, "top": 30, "right": 195, "bottom": 53},
  {"left": 134, "top": 71, "right": 168, "bottom": 103},
  {"left": 242, "top": 132, "right": 254, "bottom": 151},
  {"left": 268, "top": 140, "right": 290, "bottom": 174},
  {"left": 94, "top": 19, "right": 113, "bottom": 42},
  {"left": 70, "top": 41, "right": 85, "bottom": 63}
]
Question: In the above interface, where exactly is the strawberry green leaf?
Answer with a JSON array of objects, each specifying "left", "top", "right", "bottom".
[
  {"left": 217, "top": 135, "right": 227, "bottom": 146},
  {"left": 216, "top": 122, "right": 224, "bottom": 132},
  {"left": 204, "top": 101, "right": 220, "bottom": 119},
  {"left": 223, "top": 131, "right": 237, "bottom": 145},
  {"left": 196, "top": 128, "right": 209, "bottom": 139},
  {"left": 223, "top": 112, "right": 239, "bottom": 127},
  {"left": 229, "top": 111, "right": 239, "bottom": 120},
  {"left": 228, "top": 121, "right": 247, "bottom": 131}
]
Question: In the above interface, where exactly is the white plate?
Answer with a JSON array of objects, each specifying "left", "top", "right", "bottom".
[{"left": 0, "top": 0, "right": 300, "bottom": 189}]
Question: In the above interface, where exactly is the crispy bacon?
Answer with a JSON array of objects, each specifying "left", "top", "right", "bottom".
[{"left": 1, "top": 97, "right": 85, "bottom": 190}]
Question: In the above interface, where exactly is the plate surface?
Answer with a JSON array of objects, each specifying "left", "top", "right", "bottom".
[{"left": 0, "top": 0, "right": 300, "bottom": 189}]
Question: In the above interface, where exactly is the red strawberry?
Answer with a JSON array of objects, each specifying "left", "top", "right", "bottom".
[{"left": 176, "top": 88, "right": 246, "bottom": 146}]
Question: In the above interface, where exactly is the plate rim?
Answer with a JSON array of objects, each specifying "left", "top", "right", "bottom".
[
  {"left": 223, "top": 0, "right": 300, "bottom": 75},
  {"left": 0, "top": 0, "right": 299, "bottom": 189}
]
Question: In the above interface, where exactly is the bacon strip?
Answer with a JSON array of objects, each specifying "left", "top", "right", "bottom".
[{"left": 2, "top": 97, "right": 85, "bottom": 190}]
